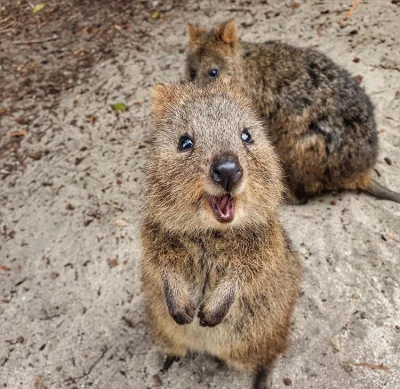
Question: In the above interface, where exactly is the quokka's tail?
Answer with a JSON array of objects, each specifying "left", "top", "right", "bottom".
[{"left": 361, "top": 178, "right": 400, "bottom": 204}]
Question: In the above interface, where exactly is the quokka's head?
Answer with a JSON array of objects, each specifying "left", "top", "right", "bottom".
[
  {"left": 186, "top": 19, "right": 242, "bottom": 84},
  {"left": 144, "top": 78, "right": 283, "bottom": 234}
]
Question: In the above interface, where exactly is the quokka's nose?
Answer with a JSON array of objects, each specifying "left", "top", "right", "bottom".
[{"left": 211, "top": 155, "right": 243, "bottom": 192}]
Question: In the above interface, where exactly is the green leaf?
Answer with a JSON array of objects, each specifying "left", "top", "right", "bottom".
[
  {"left": 32, "top": 3, "right": 45, "bottom": 13},
  {"left": 111, "top": 103, "right": 127, "bottom": 112}
]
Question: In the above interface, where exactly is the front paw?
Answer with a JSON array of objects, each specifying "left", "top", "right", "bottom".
[
  {"left": 198, "top": 301, "right": 229, "bottom": 327},
  {"left": 169, "top": 300, "right": 195, "bottom": 325}
]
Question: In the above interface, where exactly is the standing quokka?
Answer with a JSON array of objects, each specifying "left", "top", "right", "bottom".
[
  {"left": 186, "top": 19, "right": 400, "bottom": 204},
  {"left": 140, "top": 79, "right": 301, "bottom": 389}
]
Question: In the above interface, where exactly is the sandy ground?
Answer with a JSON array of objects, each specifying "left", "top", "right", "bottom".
[{"left": 1, "top": 1, "right": 400, "bottom": 388}]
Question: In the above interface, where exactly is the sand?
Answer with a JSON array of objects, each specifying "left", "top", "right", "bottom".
[{"left": 1, "top": 1, "right": 399, "bottom": 388}]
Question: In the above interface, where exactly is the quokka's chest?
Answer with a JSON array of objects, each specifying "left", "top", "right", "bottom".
[{"left": 180, "top": 238, "right": 229, "bottom": 303}]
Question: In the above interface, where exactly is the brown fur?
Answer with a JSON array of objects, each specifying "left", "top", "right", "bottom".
[
  {"left": 140, "top": 80, "right": 301, "bottom": 388},
  {"left": 186, "top": 19, "right": 400, "bottom": 204}
]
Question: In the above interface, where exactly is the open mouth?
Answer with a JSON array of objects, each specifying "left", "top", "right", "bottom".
[{"left": 208, "top": 194, "right": 235, "bottom": 223}]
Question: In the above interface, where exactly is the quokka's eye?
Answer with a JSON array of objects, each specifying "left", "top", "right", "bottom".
[
  {"left": 190, "top": 69, "right": 196, "bottom": 81},
  {"left": 208, "top": 68, "right": 219, "bottom": 78},
  {"left": 178, "top": 135, "right": 195, "bottom": 151},
  {"left": 241, "top": 128, "right": 253, "bottom": 144}
]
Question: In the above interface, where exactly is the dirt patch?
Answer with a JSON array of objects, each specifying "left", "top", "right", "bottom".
[{"left": 0, "top": 0, "right": 177, "bottom": 173}]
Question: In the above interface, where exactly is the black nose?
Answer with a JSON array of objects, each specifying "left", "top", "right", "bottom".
[{"left": 211, "top": 155, "right": 243, "bottom": 192}]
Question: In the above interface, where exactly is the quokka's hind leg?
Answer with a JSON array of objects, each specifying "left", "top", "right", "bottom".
[
  {"left": 211, "top": 355, "right": 226, "bottom": 369},
  {"left": 253, "top": 366, "right": 273, "bottom": 389},
  {"left": 283, "top": 188, "right": 309, "bottom": 205},
  {"left": 159, "top": 343, "right": 188, "bottom": 373},
  {"left": 162, "top": 355, "right": 181, "bottom": 372},
  {"left": 284, "top": 192, "right": 309, "bottom": 205}
]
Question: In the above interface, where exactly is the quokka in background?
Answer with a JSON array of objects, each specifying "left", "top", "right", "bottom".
[{"left": 186, "top": 19, "right": 400, "bottom": 204}]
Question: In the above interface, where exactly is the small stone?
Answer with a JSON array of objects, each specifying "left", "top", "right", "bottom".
[
  {"left": 152, "top": 374, "right": 163, "bottom": 387},
  {"left": 353, "top": 57, "right": 360, "bottom": 63},
  {"left": 283, "top": 377, "right": 292, "bottom": 386}
]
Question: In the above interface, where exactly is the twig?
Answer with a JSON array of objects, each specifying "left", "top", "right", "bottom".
[
  {"left": 0, "top": 21, "right": 16, "bottom": 32},
  {"left": 0, "top": 16, "right": 13, "bottom": 24},
  {"left": 0, "top": 28, "right": 16, "bottom": 35},
  {"left": 355, "top": 362, "right": 389, "bottom": 371},
  {"left": 385, "top": 233, "right": 400, "bottom": 243},
  {"left": 340, "top": 0, "right": 360, "bottom": 24},
  {"left": 14, "top": 34, "right": 58, "bottom": 45},
  {"left": 65, "top": 346, "right": 108, "bottom": 382}
]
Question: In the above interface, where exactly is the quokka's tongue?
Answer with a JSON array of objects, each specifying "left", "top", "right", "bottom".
[{"left": 209, "top": 194, "right": 234, "bottom": 222}]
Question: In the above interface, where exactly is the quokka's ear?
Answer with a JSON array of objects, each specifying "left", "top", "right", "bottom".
[
  {"left": 187, "top": 24, "right": 206, "bottom": 48},
  {"left": 214, "top": 19, "right": 238, "bottom": 47},
  {"left": 152, "top": 82, "right": 180, "bottom": 118}
]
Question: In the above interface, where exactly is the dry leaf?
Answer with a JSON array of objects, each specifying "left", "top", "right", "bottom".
[
  {"left": 28, "top": 151, "right": 43, "bottom": 160},
  {"left": 113, "top": 219, "right": 130, "bottom": 227},
  {"left": 105, "top": 201, "right": 124, "bottom": 211},
  {"left": 108, "top": 258, "right": 118, "bottom": 268},
  {"left": 151, "top": 11, "right": 160, "bottom": 19},
  {"left": 74, "top": 47, "right": 88, "bottom": 56},
  {"left": 0, "top": 265, "right": 10, "bottom": 271},
  {"left": 33, "top": 4, "right": 45, "bottom": 13},
  {"left": 330, "top": 335, "right": 341, "bottom": 352},
  {"left": 28, "top": 60, "right": 37, "bottom": 70},
  {"left": 160, "top": 11, "right": 173, "bottom": 19},
  {"left": 111, "top": 103, "right": 127, "bottom": 112},
  {"left": 9, "top": 130, "right": 27, "bottom": 137},
  {"left": 15, "top": 117, "right": 27, "bottom": 124}
]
